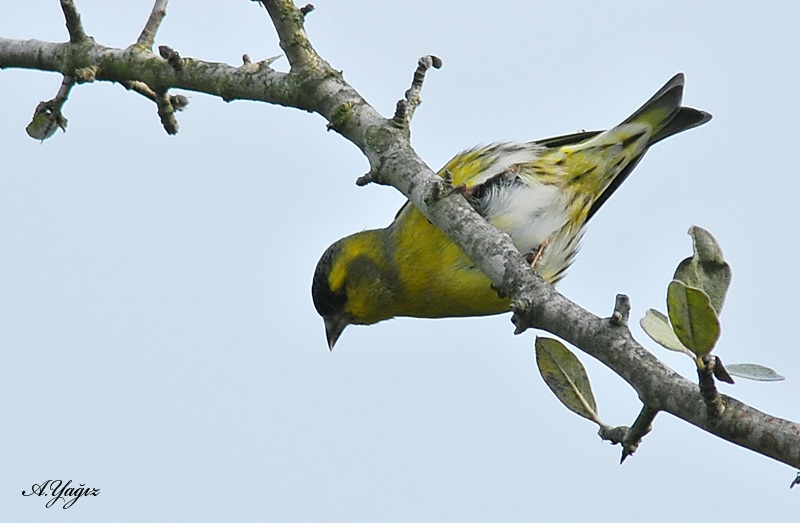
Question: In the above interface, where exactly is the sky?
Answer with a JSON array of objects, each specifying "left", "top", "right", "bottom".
[{"left": 2, "top": 1, "right": 799, "bottom": 521}]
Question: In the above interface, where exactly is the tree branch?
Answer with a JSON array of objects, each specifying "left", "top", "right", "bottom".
[
  {"left": 517, "top": 290, "right": 800, "bottom": 467},
  {"left": 154, "top": 89, "right": 179, "bottom": 135},
  {"left": 120, "top": 79, "right": 188, "bottom": 111},
  {"left": 25, "top": 74, "right": 74, "bottom": 140},
  {"left": 1, "top": 0, "right": 798, "bottom": 469},
  {"left": 0, "top": 37, "right": 309, "bottom": 110},
  {"left": 621, "top": 406, "right": 657, "bottom": 463},
  {"left": 60, "top": 0, "right": 88, "bottom": 43},
  {"left": 391, "top": 54, "right": 443, "bottom": 130},
  {"left": 259, "top": 0, "right": 321, "bottom": 71},
  {"left": 137, "top": 0, "right": 169, "bottom": 50}
]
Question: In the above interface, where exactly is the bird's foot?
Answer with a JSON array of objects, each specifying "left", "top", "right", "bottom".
[{"left": 525, "top": 239, "right": 550, "bottom": 270}]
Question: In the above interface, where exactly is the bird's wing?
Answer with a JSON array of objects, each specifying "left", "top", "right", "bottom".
[
  {"left": 444, "top": 131, "right": 606, "bottom": 188},
  {"left": 391, "top": 131, "right": 603, "bottom": 222},
  {"left": 532, "top": 130, "right": 602, "bottom": 148},
  {"left": 439, "top": 143, "right": 539, "bottom": 188}
]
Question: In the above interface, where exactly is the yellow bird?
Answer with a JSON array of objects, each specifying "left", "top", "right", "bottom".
[{"left": 313, "top": 73, "right": 710, "bottom": 349}]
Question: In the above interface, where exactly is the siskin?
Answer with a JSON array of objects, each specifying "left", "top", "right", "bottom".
[{"left": 312, "top": 73, "right": 711, "bottom": 349}]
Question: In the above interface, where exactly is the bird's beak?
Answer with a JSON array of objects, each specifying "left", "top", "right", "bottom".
[{"left": 324, "top": 315, "right": 349, "bottom": 351}]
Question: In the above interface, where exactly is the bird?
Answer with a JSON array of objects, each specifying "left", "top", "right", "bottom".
[{"left": 312, "top": 73, "right": 711, "bottom": 349}]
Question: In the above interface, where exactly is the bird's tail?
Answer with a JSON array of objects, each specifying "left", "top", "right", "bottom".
[
  {"left": 576, "top": 73, "right": 711, "bottom": 221},
  {"left": 536, "top": 73, "right": 711, "bottom": 282},
  {"left": 621, "top": 72, "right": 712, "bottom": 145}
]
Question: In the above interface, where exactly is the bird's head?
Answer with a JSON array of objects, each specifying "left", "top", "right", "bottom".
[{"left": 311, "top": 231, "right": 396, "bottom": 350}]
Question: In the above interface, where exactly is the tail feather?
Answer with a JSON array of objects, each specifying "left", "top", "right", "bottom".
[
  {"left": 585, "top": 73, "right": 711, "bottom": 222},
  {"left": 621, "top": 72, "right": 686, "bottom": 130},
  {"left": 650, "top": 106, "right": 712, "bottom": 145},
  {"left": 622, "top": 72, "right": 712, "bottom": 144}
]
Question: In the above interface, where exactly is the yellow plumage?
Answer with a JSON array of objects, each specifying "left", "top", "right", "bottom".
[{"left": 313, "top": 73, "right": 711, "bottom": 349}]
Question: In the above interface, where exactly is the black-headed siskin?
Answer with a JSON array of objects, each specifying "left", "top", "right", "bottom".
[{"left": 313, "top": 73, "right": 711, "bottom": 349}]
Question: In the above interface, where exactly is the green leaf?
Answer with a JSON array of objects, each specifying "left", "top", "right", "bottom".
[
  {"left": 673, "top": 226, "right": 732, "bottom": 314},
  {"left": 726, "top": 364, "right": 786, "bottom": 382},
  {"left": 666, "top": 280, "right": 721, "bottom": 356},
  {"left": 639, "top": 309, "right": 694, "bottom": 357},
  {"left": 535, "top": 337, "right": 599, "bottom": 423}
]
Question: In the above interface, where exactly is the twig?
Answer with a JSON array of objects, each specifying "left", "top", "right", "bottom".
[
  {"left": 597, "top": 424, "right": 628, "bottom": 445},
  {"left": 355, "top": 171, "right": 375, "bottom": 187},
  {"left": 261, "top": 0, "right": 319, "bottom": 70},
  {"left": 300, "top": 4, "right": 315, "bottom": 16},
  {"left": 698, "top": 356, "right": 725, "bottom": 419},
  {"left": 121, "top": 79, "right": 184, "bottom": 134},
  {"left": 60, "top": 0, "right": 88, "bottom": 43},
  {"left": 359, "top": 56, "right": 442, "bottom": 186},
  {"left": 621, "top": 406, "right": 657, "bottom": 463},
  {"left": 120, "top": 80, "right": 188, "bottom": 111},
  {"left": 26, "top": 75, "right": 75, "bottom": 141},
  {"left": 54, "top": 75, "right": 76, "bottom": 102},
  {"left": 392, "top": 55, "right": 442, "bottom": 129},
  {"left": 158, "top": 45, "right": 184, "bottom": 73},
  {"left": 240, "top": 54, "right": 282, "bottom": 72},
  {"left": 597, "top": 406, "right": 656, "bottom": 463},
  {"left": 423, "top": 170, "right": 455, "bottom": 205},
  {"left": 610, "top": 294, "right": 630, "bottom": 326},
  {"left": 137, "top": 0, "right": 169, "bottom": 49},
  {"left": 155, "top": 90, "right": 179, "bottom": 135}
]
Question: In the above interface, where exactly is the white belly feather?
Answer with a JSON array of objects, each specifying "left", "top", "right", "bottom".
[{"left": 482, "top": 181, "right": 567, "bottom": 254}]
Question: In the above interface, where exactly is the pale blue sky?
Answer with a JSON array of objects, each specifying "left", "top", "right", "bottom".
[{"left": 2, "top": 1, "right": 799, "bottom": 521}]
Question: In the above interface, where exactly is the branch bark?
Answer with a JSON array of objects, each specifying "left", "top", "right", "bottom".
[
  {"left": 1, "top": 0, "right": 798, "bottom": 469},
  {"left": 136, "top": 0, "right": 169, "bottom": 49},
  {"left": 60, "top": 0, "right": 88, "bottom": 43}
]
